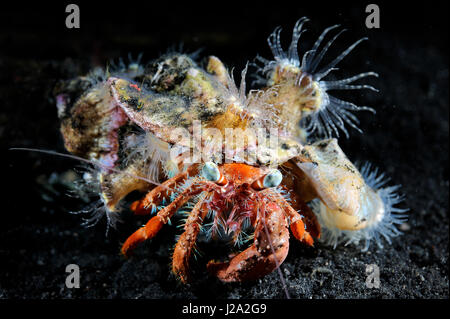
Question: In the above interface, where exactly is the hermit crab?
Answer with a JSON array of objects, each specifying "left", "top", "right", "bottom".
[{"left": 31, "top": 17, "right": 407, "bottom": 283}]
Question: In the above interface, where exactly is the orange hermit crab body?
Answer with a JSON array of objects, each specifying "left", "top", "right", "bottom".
[{"left": 123, "top": 162, "right": 319, "bottom": 282}]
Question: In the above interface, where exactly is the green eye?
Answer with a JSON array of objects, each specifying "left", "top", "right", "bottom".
[
  {"left": 263, "top": 170, "right": 282, "bottom": 188},
  {"left": 201, "top": 162, "right": 220, "bottom": 182}
]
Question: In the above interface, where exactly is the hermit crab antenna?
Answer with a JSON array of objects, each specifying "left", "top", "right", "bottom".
[
  {"left": 260, "top": 205, "right": 290, "bottom": 299},
  {"left": 9, "top": 147, "right": 163, "bottom": 187}
]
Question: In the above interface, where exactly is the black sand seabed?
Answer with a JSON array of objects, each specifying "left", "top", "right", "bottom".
[{"left": 1, "top": 2, "right": 448, "bottom": 299}]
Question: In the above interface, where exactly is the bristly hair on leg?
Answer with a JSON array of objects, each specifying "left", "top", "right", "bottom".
[{"left": 254, "top": 17, "right": 379, "bottom": 140}]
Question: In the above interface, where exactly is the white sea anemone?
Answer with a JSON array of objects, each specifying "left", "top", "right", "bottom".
[
  {"left": 255, "top": 17, "right": 379, "bottom": 139},
  {"left": 222, "top": 63, "right": 281, "bottom": 130},
  {"left": 109, "top": 53, "right": 145, "bottom": 79},
  {"left": 69, "top": 169, "right": 123, "bottom": 235},
  {"left": 123, "top": 130, "right": 172, "bottom": 182},
  {"left": 313, "top": 162, "right": 409, "bottom": 251}
]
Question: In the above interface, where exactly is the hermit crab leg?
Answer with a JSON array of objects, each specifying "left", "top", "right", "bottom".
[
  {"left": 172, "top": 199, "right": 209, "bottom": 283},
  {"left": 130, "top": 165, "right": 199, "bottom": 215},
  {"left": 292, "top": 199, "right": 321, "bottom": 239},
  {"left": 121, "top": 180, "right": 216, "bottom": 257},
  {"left": 264, "top": 189, "right": 317, "bottom": 246},
  {"left": 206, "top": 202, "right": 289, "bottom": 282}
]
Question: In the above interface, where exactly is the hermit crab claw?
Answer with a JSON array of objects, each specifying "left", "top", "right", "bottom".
[{"left": 207, "top": 202, "right": 289, "bottom": 282}]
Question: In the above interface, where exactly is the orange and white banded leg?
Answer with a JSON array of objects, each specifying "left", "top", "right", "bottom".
[
  {"left": 130, "top": 165, "right": 200, "bottom": 215},
  {"left": 207, "top": 202, "right": 289, "bottom": 282},
  {"left": 172, "top": 199, "right": 209, "bottom": 283},
  {"left": 121, "top": 181, "right": 215, "bottom": 257}
]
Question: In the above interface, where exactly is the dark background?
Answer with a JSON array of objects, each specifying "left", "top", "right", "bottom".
[{"left": 0, "top": 1, "right": 448, "bottom": 299}]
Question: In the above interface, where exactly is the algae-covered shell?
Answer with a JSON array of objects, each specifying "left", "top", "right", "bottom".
[
  {"left": 54, "top": 53, "right": 304, "bottom": 224},
  {"left": 110, "top": 54, "right": 303, "bottom": 166}
]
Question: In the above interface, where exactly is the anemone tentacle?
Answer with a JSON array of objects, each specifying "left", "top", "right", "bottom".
[{"left": 256, "top": 17, "right": 379, "bottom": 139}]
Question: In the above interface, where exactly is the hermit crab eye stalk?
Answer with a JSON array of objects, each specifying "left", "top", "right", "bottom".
[
  {"left": 201, "top": 162, "right": 228, "bottom": 185},
  {"left": 263, "top": 169, "right": 283, "bottom": 188},
  {"left": 252, "top": 169, "right": 283, "bottom": 190},
  {"left": 201, "top": 162, "right": 221, "bottom": 182}
]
